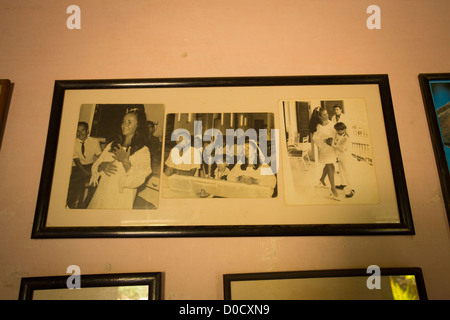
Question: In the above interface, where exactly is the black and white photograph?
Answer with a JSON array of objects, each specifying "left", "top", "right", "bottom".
[
  {"left": 65, "top": 103, "right": 164, "bottom": 210},
  {"left": 281, "top": 99, "right": 379, "bottom": 205},
  {"left": 162, "top": 112, "right": 278, "bottom": 198}
]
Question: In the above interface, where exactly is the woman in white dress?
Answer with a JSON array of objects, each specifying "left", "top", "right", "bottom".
[
  {"left": 310, "top": 107, "right": 339, "bottom": 200},
  {"left": 88, "top": 107, "right": 152, "bottom": 209}
]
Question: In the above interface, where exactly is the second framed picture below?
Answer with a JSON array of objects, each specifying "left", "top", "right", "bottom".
[
  {"left": 32, "top": 75, "right": 414, "bottom": 238},
  {"left": 18, "top": 272, "right": 162, "bottom": 300},
  {"left": 223, "top": 268, "right": 427, "bottom": 300}
]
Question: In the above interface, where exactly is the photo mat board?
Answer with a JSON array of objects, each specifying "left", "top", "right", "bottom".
[
  {"left": 223, "top": 268, "right": 427, "bottom": 300},
  {"left": 18, "top": 272, "right": 162, "bottom": 300},
  {"left": 419, "top": 73, "right": 450, "bottom": 224},
  {"left": 32, "top": 76, "right": 413, "bottom": 238}
]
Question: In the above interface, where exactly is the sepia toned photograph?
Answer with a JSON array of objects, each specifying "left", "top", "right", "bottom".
[
  {"left": 162, "top": 112, "right": 278, "bottom": 198},
  {"left": 65, "top": 104, "right": 164, "bottom": 210},
  {"left": 281, "top": 99, "right": 379, "bottom": 205}
]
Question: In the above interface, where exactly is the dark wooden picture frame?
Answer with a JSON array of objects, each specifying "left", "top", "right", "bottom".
[
  {"left": 419, "top": 73, "right": 450, "bottom": 224},
  {"left": 223, "top": 268, "right": 427, "bottom": 300},
  {"left": 32, "top": 75, "right": 414, "bottom": 238},
  {"left": 18, "top": 272, "right": 162, "bottom": 300},
  {"left": 0, "top": 79, "right": 12, "bottom": 149}
]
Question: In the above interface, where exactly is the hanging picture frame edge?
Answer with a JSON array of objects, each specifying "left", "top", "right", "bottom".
[
  {"left": 18, "top": 271, "right": 163, "bottom": 300},
  {"left": 418, "top": 73, "right": 450, "bottom": 225}
]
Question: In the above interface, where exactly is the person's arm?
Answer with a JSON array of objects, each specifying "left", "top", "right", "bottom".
[
  {"left": 92, "top": 139, "right": 102, "bottom": 164},
  {"left": 73, "top": 158, "right": 90, "bottom": 176},
  {"left": 97, "top": 143, "right": 118, "bottom": 176},
  {"left": 333, "top": 135, "right": 349, "bottom": 154},
  {"left": 97, "top": 161, "right": 117, "bottom": 176},
  {"left": 313, "top": 127, "right": 327, "bottom": 149},
  {"left": 118, "top": 146, "right": 152, "bottom": 190},
  {"left": 89, "top": 143, "right": 116, "bottom": 186},
  {"left": 112, "top": 145, "right": 132, "bottom": 172}
]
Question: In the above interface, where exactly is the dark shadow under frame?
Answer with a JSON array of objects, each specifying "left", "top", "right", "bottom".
[
  {"left": 31, "top": 74, "right": 414, "bottom": 238},
  {"left": 223, "top": 268, "right": 427, "bottom": 300},
  {"left": 18, "top": 272, "right": 162, "bottom": 300},
  {"left": 419, "top": 73, "right": 450, "bottom": 225}
]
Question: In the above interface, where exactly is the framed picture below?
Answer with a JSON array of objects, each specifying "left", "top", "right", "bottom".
[
  {"left": 419, "top": 73, "right": 450, "bottom": 224},
  {"left": 18, "top": 272, "right": 162, "bottom": 300},
  {"left": 0, "top": 79, "right": 12, "bottom": 149},
  {"left": 32, "top": 75, "right": 413, "bottom": 238},
  {"left": 223, "top": 268, "right": 427, "bottom": 300}
]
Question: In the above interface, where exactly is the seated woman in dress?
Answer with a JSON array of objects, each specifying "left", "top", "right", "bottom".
[
  {"left": 88, "top": 107, "right": 152, "bottom": 209},
  {"left": 226, "top": 140, "right": 276, "bottom": 196}
]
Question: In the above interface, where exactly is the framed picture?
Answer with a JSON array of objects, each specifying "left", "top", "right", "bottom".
[
  {"left": 419, "top": 73, "right": 450, "bottom": 224},
  {"left": 18, "top": 272, "right": 162, "bottom": 300},
  {"left": 223, "top": 268, "right": 427, "bottom": 300},
  {"left": 0, "top": 79, "right": 12, "bottom": 149},
  {"left": 32, "top": 75, "right": 414, "bottom": 238}
]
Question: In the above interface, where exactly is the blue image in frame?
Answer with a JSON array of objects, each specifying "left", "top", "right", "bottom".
[{"left": 430, "top": 80, "right": 450, "bottom": 173}]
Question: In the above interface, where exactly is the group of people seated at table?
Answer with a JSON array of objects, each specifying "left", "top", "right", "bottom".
[{"left": 163, "top": 135, "right": 277, "bottom": 194}]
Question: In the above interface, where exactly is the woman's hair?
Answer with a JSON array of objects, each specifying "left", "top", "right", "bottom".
[
  {"left": 309, "top": 107, "right": 324, "bottom": 134},
  {"left": 110, "top": 106, "right": 150, "bottom": 156}
]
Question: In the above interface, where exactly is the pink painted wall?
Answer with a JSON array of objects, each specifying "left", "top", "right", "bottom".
[{"left": 1, "top": 0, "right": 450, "bottom": 299}]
